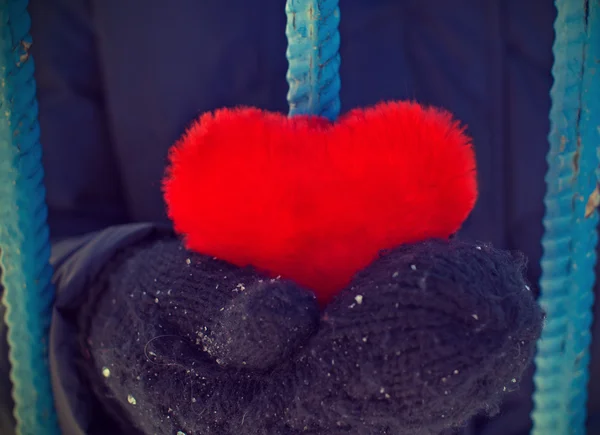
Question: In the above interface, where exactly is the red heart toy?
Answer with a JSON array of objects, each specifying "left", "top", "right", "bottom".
[{"left": 163, "top": 101, "right": 477, "bottom": 304}]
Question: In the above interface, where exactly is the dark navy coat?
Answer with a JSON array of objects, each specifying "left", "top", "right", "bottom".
[{"left": 2, "top": 0, "right": 598, "bottom": 434}]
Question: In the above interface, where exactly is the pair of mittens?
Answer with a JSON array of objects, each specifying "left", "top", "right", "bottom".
[{"left": 79, "top": 236, "right": 542, "bottom": 435}]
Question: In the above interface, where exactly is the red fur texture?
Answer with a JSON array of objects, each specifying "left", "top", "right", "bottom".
[{"left": 163, "top": 101, "right": 478, "bottom": 304}]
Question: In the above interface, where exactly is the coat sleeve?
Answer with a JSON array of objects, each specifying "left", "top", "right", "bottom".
[
  {"left": 29, "top": 0, "right": 130, "bottom": 241},
  {"left": 49, "top": 222, "right": 172, "bottom": 435}
]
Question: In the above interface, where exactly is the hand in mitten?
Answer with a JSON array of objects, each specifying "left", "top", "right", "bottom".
[
  {"left": 283, "top": 239, "right": 542, "bottom": 434},
  {"left": 79, "top": 237, "right": 542, "bottom": 435},
  {"left": 78, "top": 236, "right": 321, "bottom": 434}
]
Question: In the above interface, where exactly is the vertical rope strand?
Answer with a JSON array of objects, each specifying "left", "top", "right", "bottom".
[
  {"left": 532, "top": 1, "right": 598, "bottom": 434},
  {"left": 285, "top": 0, "right": 341, "bottom": 121},
  {"left": 0, "top": 1, "right": 60, "bottom": 433}
]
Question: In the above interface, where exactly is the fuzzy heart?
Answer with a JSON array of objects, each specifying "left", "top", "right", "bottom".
[{"left": 163, "top": 101, "right": 477, "bottom": 304}]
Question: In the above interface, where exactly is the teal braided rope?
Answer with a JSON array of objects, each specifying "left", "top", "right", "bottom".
[
  {"left": 285, "top": 0, "right": 341, "bottom": 121},
  {"left": 0, "top": 0, "right": 60, "bottom": 433},
  {"left": 532, "top": 1, "right": 599, "bottom": 434}
]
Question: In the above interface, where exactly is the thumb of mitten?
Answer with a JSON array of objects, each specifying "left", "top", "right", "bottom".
[{"left": 200, "top": 277, "right": 319, "bottom": 370}]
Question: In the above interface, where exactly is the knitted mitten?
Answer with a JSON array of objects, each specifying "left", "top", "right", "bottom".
[{"left": 79, "top": 236, "right": 542, "bottom": 435}]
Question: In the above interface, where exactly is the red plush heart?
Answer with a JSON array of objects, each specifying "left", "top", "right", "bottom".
[{"left": 163, "top": 101, "right": 477, "bottom": 304}]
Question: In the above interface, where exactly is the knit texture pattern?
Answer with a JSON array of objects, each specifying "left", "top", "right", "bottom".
[{"left": 79, "top": 237, "right": 543, "bottom": 435}]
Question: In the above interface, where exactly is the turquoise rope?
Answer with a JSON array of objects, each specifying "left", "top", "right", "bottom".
[
  {"left": 532, "top": 1, "right": 599, "bottom": 434},
  {"left": 285, "top": 0, "right": 341, "bottom": 121},
  {"left": 0, "top": 0, "right": 60, "bottom": 434}
]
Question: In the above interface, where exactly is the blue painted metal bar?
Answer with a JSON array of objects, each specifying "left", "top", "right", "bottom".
[
  {"left": 0, "top": 0, "right": 60, "bottom": 433},
  {"left": 532, "top": 1, "right": 599, "bottom": 434},
  {"left": 285, "top": 0, "right": 341, "bottom": 121}
]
